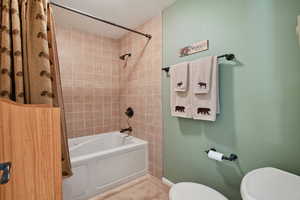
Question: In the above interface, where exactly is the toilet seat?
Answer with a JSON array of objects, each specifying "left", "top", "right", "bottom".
[{"left": 169, "top": 182, "right": 228, "bottom": 200}]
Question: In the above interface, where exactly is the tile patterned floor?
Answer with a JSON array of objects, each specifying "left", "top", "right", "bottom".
[{"left": 90, "top": 175, "right": 170, "bottom": 200}]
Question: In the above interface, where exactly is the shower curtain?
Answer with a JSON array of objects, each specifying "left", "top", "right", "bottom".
[{"left": 0, "top": 0, "right": 72, "bottom": 177}]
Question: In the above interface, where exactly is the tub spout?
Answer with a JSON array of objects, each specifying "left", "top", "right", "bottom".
[{"left": 120, "top": 127, "right": 132, "bottom": 134}]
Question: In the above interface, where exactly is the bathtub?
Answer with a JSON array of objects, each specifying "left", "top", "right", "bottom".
[{"left": 63, "top": 132, "right": 148, "bottom": 200}]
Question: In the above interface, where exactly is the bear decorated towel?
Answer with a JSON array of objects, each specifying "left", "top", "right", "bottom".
[
  {"left": 172, "top": 62, "right": 189, "bottom": 92},
  {"left": 170, "top": 62, "right": 192, "bottom": 118},
  {"left": 190, "top": 56, "right": 219, "bottom": 121},
  {"left": 190, "top": 56, "right": 213, "bottom": 94}
]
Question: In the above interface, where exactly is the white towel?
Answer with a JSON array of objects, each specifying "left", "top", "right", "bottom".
[
  {"left": 171, "top": 62, "right": 189, "bottom": 92},
  {"left": 170, "top": 63, "right": 192, "bottom": 118},
  {"left": 191, "top": 56, "right": 220, "bottom": 121},
  {"left": 190, "top": 56, "right": 213, "bottom": 94}
]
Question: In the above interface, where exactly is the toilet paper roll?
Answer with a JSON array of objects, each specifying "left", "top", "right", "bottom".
[{"left": 208, "top": 150, "right": 224, "bottom": 161}]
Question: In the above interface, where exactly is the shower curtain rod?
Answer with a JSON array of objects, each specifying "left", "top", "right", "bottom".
[{"left": 50, "top": 2, "right": 152, "bottom": 39}]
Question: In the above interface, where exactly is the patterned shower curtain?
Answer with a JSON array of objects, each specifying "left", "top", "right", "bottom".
[{"left": 0, "top": 0, "right": 72, "bottom": 177}]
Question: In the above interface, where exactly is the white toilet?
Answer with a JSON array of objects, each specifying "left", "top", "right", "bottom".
[
  {"left": 170, "top": 167, "right": 300, "bottom": 200},
  {"left": 169, "top": 182, "right": 228, "bottom": 200},
  {"left": 241, "top": 167, "right": 300, "bottom": 200}
]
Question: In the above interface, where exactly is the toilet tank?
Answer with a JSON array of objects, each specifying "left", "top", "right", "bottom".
[{"left": 241, "top": 167, "right": 300, "bottom": 200}]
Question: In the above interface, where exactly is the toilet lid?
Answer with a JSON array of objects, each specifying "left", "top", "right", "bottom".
[
  {"left": 241, "top": 167, "right": 300, "bottom": 200},
  {"left": 169, "top": 182, "right": 228, "bottom": 200}
]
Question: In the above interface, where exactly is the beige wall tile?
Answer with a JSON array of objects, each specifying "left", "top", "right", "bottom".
[
  {"left": 57, "top": 14, "right": 163, "bottom": 178},
  {"left": 119, "top": 15, "right": 163, "bottom": 178},
  {"left": 57, "top": 26, "right": 121, "bottom": 138}
]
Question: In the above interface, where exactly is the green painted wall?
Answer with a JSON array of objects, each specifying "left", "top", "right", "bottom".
[{"left": 162, "top": 0, "right": 300, "bottom": 199}]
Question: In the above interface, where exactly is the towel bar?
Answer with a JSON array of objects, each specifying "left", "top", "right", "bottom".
[{"left": 162, "top": 53, "right": 235, "bottom": 74}]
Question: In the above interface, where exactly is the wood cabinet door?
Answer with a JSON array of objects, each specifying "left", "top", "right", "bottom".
[{"left": 0, "top": 99, "right": 62, "bottom": 200}]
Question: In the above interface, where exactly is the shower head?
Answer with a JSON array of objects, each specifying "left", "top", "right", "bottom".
[{"left": 120, "top": 53, "right": 131, "bottom": 60}]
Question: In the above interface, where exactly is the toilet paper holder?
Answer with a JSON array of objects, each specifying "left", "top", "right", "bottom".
[{"left": 205, "top": 148, "right": 238, "bottom": 161}]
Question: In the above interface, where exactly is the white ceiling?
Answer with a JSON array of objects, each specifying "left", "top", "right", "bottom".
[{"left": 51, "top": 0, "right": 175, "bottom": 39}]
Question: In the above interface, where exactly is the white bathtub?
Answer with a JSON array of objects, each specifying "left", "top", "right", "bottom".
[{"left": 63, "top": 132, "right": 148, "bottom": 200}]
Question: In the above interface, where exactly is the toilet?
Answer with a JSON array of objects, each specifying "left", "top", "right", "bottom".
[
  {"left": 169, "top": 182, "right": 228, "bottom": 200},
  {"left": 241, "top": 167, "right": 300, "bottom": 200},
  {"left": 170, "top": 167, "right": 300, "bottom": 200}
]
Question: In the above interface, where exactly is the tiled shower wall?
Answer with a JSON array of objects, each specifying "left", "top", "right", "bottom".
[
  {"left": 56, "top": 15, "right": 163, "bottom": 177},
  {"left": 56, "top": 26, "right": 121, "bottom": 138},
  {"left": 119, "top": 15, "right": 163, "bottom": 178}
]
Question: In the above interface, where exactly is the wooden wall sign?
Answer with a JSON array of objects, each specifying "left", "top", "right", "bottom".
[{"left": 179, "top": 40, "right": 209, "bottom": 57}]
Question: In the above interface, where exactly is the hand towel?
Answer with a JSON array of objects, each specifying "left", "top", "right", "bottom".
[
  {"left": 170, "top": 64, "right": 192, "bottom": 118},
  {"left": 191, "top": 56, "right": 219, "bottom": 121},
  {"left": 190, "top": 56, "right": 213, "bottom": 94},
  {"left": 171, "top": 62, "right": 189, "bottom": 92}
]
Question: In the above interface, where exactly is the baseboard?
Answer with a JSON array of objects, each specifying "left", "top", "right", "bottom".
[{"left": 162, "top": 177, "right": 175, "bottom": 187}]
